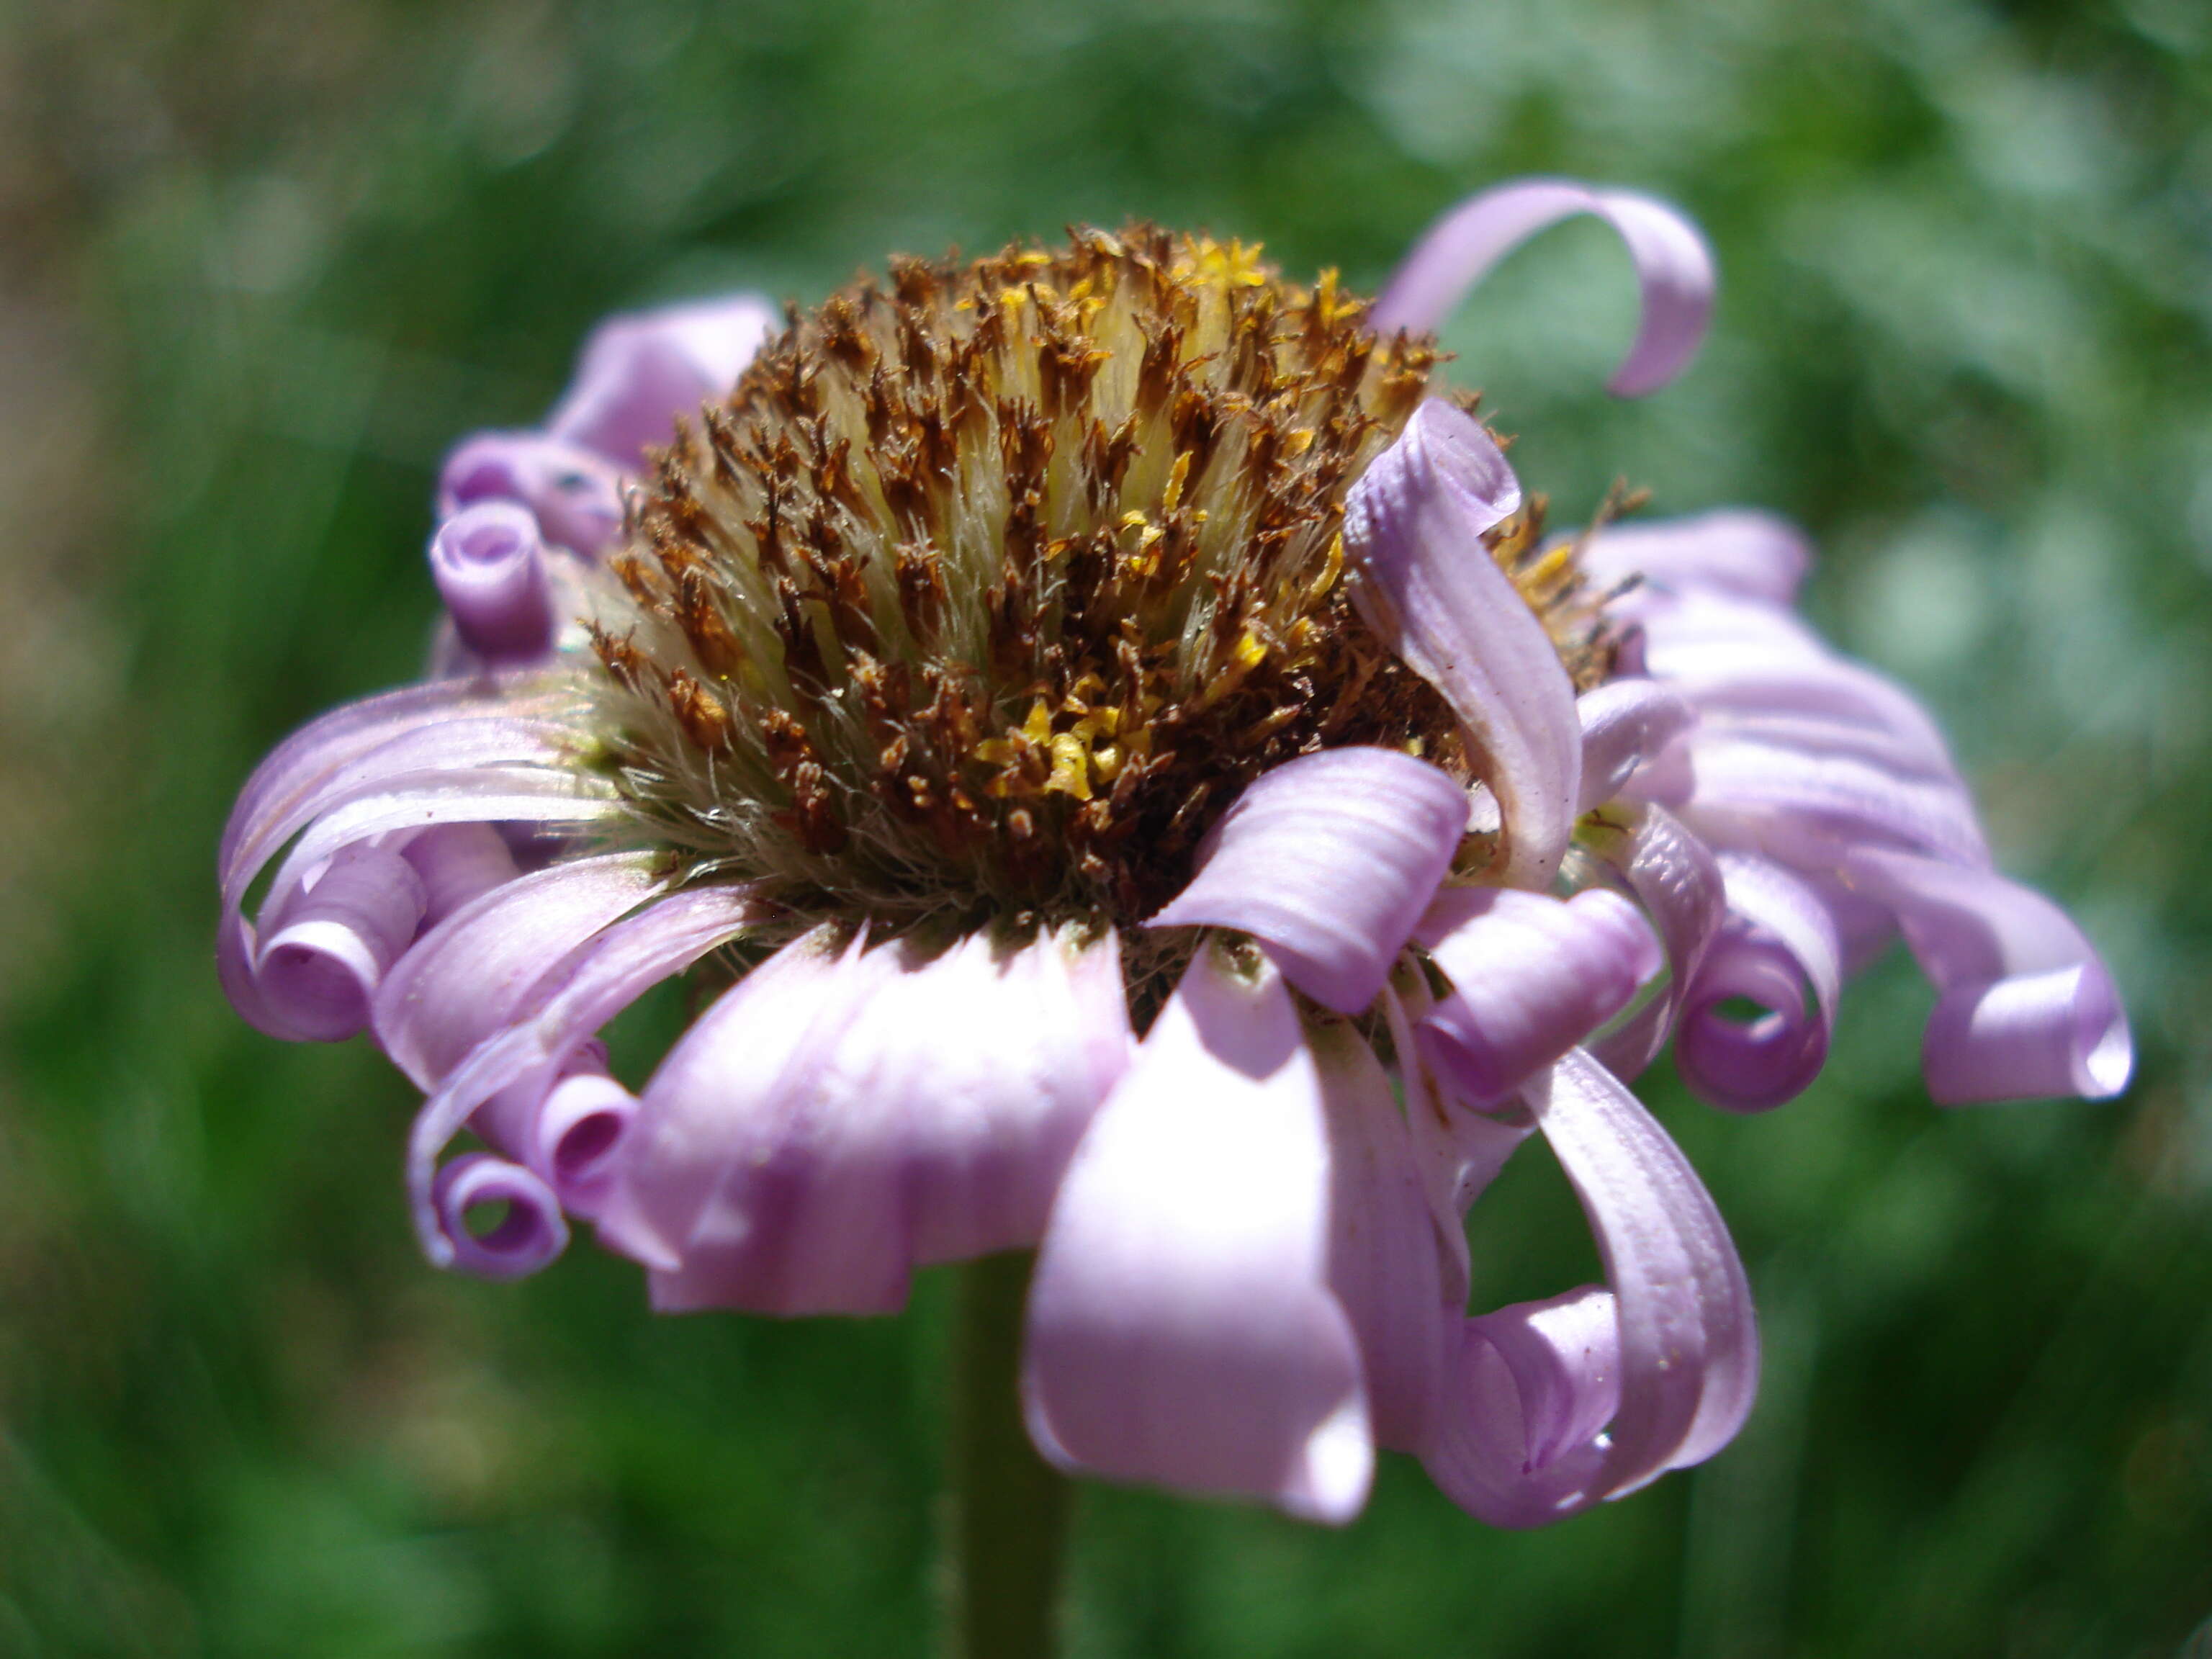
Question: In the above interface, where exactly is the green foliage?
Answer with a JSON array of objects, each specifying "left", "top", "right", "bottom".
[{"left": 1, "top": 0, "right": 2207, "bottom": 1653}]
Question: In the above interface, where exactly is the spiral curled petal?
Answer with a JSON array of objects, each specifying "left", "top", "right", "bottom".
[
  {"left": 1371, "top": 179, "right": 1715, "bottom": 397},
  {"left": 431, "top": 1152, "right": 570, "bottom": 1281},
  {"left": 254, "top": 842, "right": 428, "bottom": 1041},
  {"left": 1676, "top": 855, "right": 1843, "bottom": 1113},
  {"left": 471, "top": 1051, "right": 640, "bottom": 1220},
  {"left": 428, "top": 501, "right": 557, "bottom": 664},
  {"left": 438, "top": 431, "right": 627, "bottom": 559},
  {"left": 403, "top": 884, "right": 768, "bottom": 1272}
]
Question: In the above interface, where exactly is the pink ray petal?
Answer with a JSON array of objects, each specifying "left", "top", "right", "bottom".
[
  {"left": 1421, "top": 1051, "right": 1758, "bottom": 1525},
  {"left": 403, "top": 883, "right": 768, "bottom": 1273},
  {"left": 374, "top": 852, "right": 668, "bottom": 1087},
  {"left": 1575, "top": 680, "right": 1696, "bottom": 813},
  {"left": 1676, "top": 855, "right": 1842, "bottom": 1113},
  {"left": 1578, "top": 510, "right": 1812, "bottom": 606},
  {"left": 439, "top": 431, "right": 629, "bottom": 559},
  {"left": 601, "top": 925, "right": 1132, "bottom": 1315},
  {"left": 1372, "top": 179, "right": 1714, "bottom": 397},
  {"left": 431, "top": 1152, "right": 569, "bottom": 1280},
  {"left": 1415, "top": 886, "right": 1662, "bottom": 1110},
  {"left": 1023, "top": 946, "right": 1373, "bottom": 1524},
  {"left": 1146, "top": 747, "right": 1469, "bottom": 1013},
  {"left": 253, "top": 842, "right": 428, "bottom": 1041},
  {"left": 1345, "top": 400, "right": 1581, "bottom": 886},
  {"left": 547, "top": 294, "right": 779, "bottom": 469},
  {"left": 428, "top": 502, "right": 558, "bottom": 664},
  {"left": 1844, "top": 848, "right": 2133, "bottom": 1103}
]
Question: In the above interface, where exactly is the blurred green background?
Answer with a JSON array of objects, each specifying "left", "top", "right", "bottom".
[{"left": 2, "top": 0, "right": 2208, "bottom": 1653}]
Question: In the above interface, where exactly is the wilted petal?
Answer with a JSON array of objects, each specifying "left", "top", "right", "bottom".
[
  {"left": 254, "top": 843, "right": 427, "bottom": 1041},
  {"left": 547, "top": 294, "right": 778, "bottom": 469},
  {"left": 1576, "top": 680, "right": 1696, "bottom": 813},
  {"left": 533, "top": 1071, "right": 637, "bottom": 1215},
  {"left": 1582, "top": 804, "right": 1728, "bottom": 1081},
  {"left": 1421, "top": 1051, "right": 1758, "bottom": 1524},
  {"left": 439, "top": 431, "right": 627, "bottom": 559},
  {"left": 1578, "top": 511, "right": 1812, "bottom": 606},
  {"left": 1372, "top": 179, "right": 1714, "bottom": 397},
  {"left": 1415, "top": 887, "right": 1660, "bottom": 1110},
  {"left": 404, "top": 883, "right": 766, "bottom": 1272},
  {"left": 1345, "top": 400, "right": 1581, "bottom": 886},
  {"left": 428, "top": 502, "right": 557, "bottom": 664},
  {"left": 1676, "top": 855, "right": 1842, "bottom": 1113},
  {"left": 374, "top": 852, "right": 667, "bottom": 1088},
  {"left": 603, "top": 925, "right": 1132, "bottom": 1314},
  {"left": 1024, "top": 946, "right": 1373, "bottom": 1524},
  {"left": 431, "top": 1151, "right": 569, "bottom": 1281},
  {"left": 1146, "top": 747, "right": 1469, "bottom": 1013},
  {"left": 1844, "top": 849, "right": 2133, "bottom": 1103}
]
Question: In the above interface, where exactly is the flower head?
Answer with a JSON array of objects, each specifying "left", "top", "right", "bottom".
[{"left": 216, "top": 180, "right": 2128, "bottom": 1529}]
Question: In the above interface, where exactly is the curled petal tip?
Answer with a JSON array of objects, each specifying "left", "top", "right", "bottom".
[
  {"left": 1844, "top": 848, "right": 2133, "bottom": 1105},
  {"left": 428, "top": 502, "right": 557, "bottom": 664},
  {"left": 1372, "top": 178, "right": 1715, "bottom": 398},
  {"left": 438, "top": 431, "right": 626, "bottom": 559},
  {"left": 431, "top": 1152, "right": 569, "bottom": 1280},
  {"left": 254, "top": 844, "right": 428, "bottom": 1041},
  {"left": 1676, "top": 856, "right": 1843, "bottom": 1115},
  {"left": 1422, "top": 1051, "right": 1756, "bottom": 1525}
]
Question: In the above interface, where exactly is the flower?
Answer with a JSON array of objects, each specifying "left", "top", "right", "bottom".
[{"left": 215, "top": 180, "right": 2129, "bottom": 1529}]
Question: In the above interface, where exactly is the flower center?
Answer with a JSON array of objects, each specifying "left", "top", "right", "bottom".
[{"left": 579, "top": 225, "right": 1596, "bottom": 928}]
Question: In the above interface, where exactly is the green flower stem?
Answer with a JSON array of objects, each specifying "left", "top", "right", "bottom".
[{"left": 945, "top": 1251, "right": 1071, "bottom": 1659}]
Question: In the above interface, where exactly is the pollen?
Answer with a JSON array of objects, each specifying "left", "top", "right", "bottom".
[{"left": 577, "top": 224, "right": 1617, "bottom": 927}]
